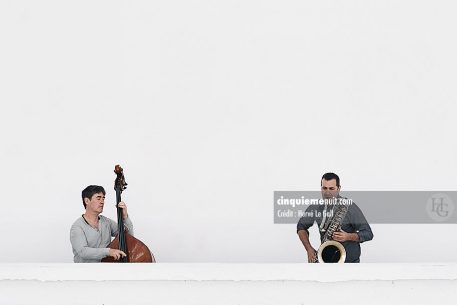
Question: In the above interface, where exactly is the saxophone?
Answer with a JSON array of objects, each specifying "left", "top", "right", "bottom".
[{"left": 313, "top": 198, "right": 349, "bottom": 263}]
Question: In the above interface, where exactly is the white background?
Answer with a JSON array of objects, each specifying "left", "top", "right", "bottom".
[{"left": 0, "top": 0, "right": 456, "bottom": 262}]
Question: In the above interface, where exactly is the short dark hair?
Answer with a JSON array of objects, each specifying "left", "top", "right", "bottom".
[
  {"left": 81, "top": 185, "right": 106, "bottom": 209},
  {"left": 321, "top": 172, "right": 340, "bottom": 187}
]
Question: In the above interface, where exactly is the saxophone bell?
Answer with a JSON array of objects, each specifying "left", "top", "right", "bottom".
[{"left": 317, "top": 240, "right": 346, "bottom": 263}]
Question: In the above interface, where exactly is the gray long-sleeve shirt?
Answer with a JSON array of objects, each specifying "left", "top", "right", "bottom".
[{"left": 70, "top": 215, "right": 134, "bottom": 263}]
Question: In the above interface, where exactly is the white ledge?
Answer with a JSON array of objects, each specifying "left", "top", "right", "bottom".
[{"left": 1, "top": 263, "right": 456, "bottom": 282}]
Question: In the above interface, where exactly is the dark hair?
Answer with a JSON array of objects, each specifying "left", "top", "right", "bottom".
[
  {"left": 81, "top": 185, "right": 106, "bottom": 209},
  {"left": 321, "top": 172, "right": 340, "bottom": 187}
]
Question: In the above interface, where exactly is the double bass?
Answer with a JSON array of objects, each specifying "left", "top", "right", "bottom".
[{"left": 102, "top": 165, "right": 155, "bottom": 263}]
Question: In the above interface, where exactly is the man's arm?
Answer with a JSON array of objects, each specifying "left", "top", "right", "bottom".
[
  {"left": 108, "top": 216, "right": 134, "bottom": 237},
  {"left": 297, "top": 229, "right": 317, "bottom": 263},
  {"left": 351, "top": 203, "right": 373, "bottom": 242},
  {"left": 297, "top": 208, "right": 318, "bottom": 263},
  {"left": 109, "top": 201, "right": 134, "bottom": 236},
  {"left": 124, "top": 217, "right": 134, "bottom": 235}
]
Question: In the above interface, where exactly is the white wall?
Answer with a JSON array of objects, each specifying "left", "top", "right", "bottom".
[{"left": 0, "top": 0, "right": 456, "bottom": 263}]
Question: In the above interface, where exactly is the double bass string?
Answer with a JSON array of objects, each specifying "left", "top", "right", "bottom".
[
  {"left": 101, "top": 165, "right": 154, "bottom": 263},
  {"left": 116, "top": 188, "right": 127, "bottom": 262}
]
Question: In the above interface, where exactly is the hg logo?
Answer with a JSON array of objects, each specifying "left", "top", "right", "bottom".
[
  {"left": 431, "top": 197, "right": 448, "bottom": 217},
  {"left": 427, "top": 193, "right": 454, "bottom": 222}
]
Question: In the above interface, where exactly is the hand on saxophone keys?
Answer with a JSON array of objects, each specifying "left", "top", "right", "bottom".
[
  {"left": 307, "top": 248, "right": 318, "bottom": 263},
  {"left": 332, "top": 229, "right": 359, "bottom": 242}
]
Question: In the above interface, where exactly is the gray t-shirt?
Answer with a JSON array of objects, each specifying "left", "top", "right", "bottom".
[{"left": 70, "top": 215, "right": 134, "bottom": 263}]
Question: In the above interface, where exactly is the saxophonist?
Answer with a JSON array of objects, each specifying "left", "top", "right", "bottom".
[{"left": 297, "top": 173, "right": 374, "bottom": 263}]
